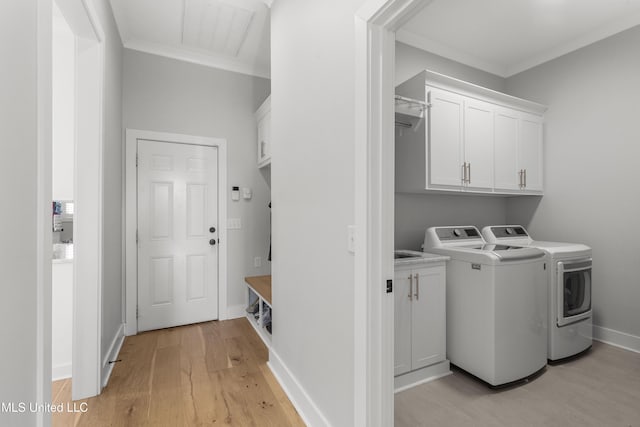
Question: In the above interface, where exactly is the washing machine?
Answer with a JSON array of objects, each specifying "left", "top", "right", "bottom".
[
  {"left": 482, "top": 225, "right": 592, "bottom": 362},
  {"left": 424, "top": 226, "right": 548, "bottom": 387}
]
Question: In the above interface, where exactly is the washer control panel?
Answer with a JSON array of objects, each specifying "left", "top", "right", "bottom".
[
  {"left": 488, "top": 226, "right": 529, "bottom": 238},
  {"left": 436, "top": 226, "right": 481, "bottom": 241}
]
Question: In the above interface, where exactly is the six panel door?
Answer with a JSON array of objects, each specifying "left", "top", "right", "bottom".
[{"left": 137, "top": 139, "right": 219, "bottom": 332}]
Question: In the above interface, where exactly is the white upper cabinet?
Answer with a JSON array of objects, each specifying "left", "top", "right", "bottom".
[
  {"left": 463, "top": 98, "right": 494, "bottom": 191},
  {"left": 494, "top": 109, "right": 544, "bottom": 193},
  {"left": 255, "top": 95, "right": 271, "bottom": 168},
  {"left": 494, "top": 108, "right": 520, "bottom": 191},
  {"left": 396, "top": 70, "right": 546, "bottom": 196},
  {"left": 428, "top": 88, "right": 464, "bottom": 188},
  {"left": 518, "top": 113, "right": 544, "bottom": 192}
]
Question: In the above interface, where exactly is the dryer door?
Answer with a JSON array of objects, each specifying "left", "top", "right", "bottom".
[{"left": 557, "top": 259, "right": 592, "bottom": 327}]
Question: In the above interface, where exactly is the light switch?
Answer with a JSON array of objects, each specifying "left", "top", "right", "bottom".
[{"left": 242, "top": 187, "right": 252, "bottom": 200}]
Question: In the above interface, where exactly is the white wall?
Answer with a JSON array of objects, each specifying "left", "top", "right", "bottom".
[
  {"left": 395, "top": 194, "right": 507, "bottom": 250},
  {"left": 269, "top": 0, "right": 368, "bottom": 425},
  {"left": 52, "top": 7, "right": 75, "bottom": 201},
  {"left": 0, "top": 1, "right": 42, "bottom": 425},
  {"left": 505, "top": 25, "right": 640, "bottom": 345},
  {"left": 395, "top": 42, "right": 506, "bottom": 91},
  {"left": 394, "top": 42, "right": 509, "bottom": 250},
  {"left": 122, "top": 49, "right": 272, "bottom": 314},
  {"left": 92, "top": 0, "right": 126, "bottom": 381}
]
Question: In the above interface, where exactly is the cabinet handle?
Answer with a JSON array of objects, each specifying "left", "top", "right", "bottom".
[
  {"left": 467, "top": 163, "right": 471, "bottom": 184},
  {"left": 408, "top": 274, "right": 413, "bottom": 301},
  {"left": 524, "top": 169, "right": 527, "bottom": 188},
  {"left": 414, "top": 273, "right": 420, "bottom": 300},
  {"left": 518, "top": 169, "right": 523, "bottom": 188},
  {"left": 461, "top": 163, "right": 466, "bottom": 184}
]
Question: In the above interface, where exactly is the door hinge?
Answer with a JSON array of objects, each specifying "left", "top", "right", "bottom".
[
  {"left": 386, "top": 279, "right": 393, "bottom": 293},
  {"left": 136, "top": 154, "right": 138, "bottom": 167},
  {"left": 136, "top": 306, "right": 139, "bottom": 319},
  {"left": 136, "top": 230, "right": 138, "bottom": 244}
]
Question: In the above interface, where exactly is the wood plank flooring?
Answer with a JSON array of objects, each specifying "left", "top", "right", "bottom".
[
  {"left": 395, "top": 341, "right": 640, "bottom": 426},
  {"left": 52, "top": 318, "right": 305, "bottom": 427}
]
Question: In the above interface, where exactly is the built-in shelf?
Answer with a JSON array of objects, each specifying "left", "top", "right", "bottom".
[{"left": 245, "top": 275, "right": 272, "bottom": 347}]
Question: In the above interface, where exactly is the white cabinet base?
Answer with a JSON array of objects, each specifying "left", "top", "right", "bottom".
[{"left": 394, "top": 359, "right": 451, "bottom": 393}]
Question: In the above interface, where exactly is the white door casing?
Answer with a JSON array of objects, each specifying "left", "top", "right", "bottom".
[
  {"left": 125, "top": 129, "right": 228, "bottom": 336},
  {"left": 137, "top": 140, "right": 219, "bottom": 331},
  {"left": 356, "top": 1, "right": 435, "bottom": 425}
]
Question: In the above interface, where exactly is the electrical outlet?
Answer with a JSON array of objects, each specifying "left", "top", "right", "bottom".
[{"left": 254, "top": 257, "right": 261, "bottom": 268}]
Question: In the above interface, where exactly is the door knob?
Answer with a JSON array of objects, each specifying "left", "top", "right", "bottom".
[
  {"left": 209, "top": 227, "right": 216, "bottom": 233},
  {"left": 209, "top": 239, "right": 216, "bottom": 246}
]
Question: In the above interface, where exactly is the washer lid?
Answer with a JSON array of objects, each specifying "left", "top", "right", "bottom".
[
  {"left": 481, "top": 244, "right": 545, "bottom": 261},
  {"left": 529, "top": 241, "right": 591, "bottom": 257}
]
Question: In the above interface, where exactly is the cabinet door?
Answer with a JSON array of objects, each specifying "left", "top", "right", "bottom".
[
  {"left": 427, "top": 88, "right": 464, "bottom": 188},
  {"left": 394, "top": 269, "right": 413, "bottom": 376},
  {"left": 411, "top": 266, "right": 446, "bottom": 371},
  {"left": 519, "top": 113, "right": 543, "bottom": 192},
  {"left": 257, "top": 111, "right": 271, "bottom": 167},
  {"left": 494, "top": 108, "right": 520, "bottom": 191},
  {"left": 464, "top": 99, "right": 494, "bottom": 190}
]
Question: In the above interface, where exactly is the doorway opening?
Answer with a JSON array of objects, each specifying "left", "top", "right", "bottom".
[
  {"left": 124, "top": 129, "right": 228, "bottom": 336},
  {"left": 52, "top": 0, "right": 105, "bottom": 401},
  {"left": 354, "top": 0, "right": 432, "bottom": 425}
]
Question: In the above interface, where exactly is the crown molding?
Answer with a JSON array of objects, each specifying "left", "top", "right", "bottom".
[{"left": 124, "top": 39, "right": 270, "bottom": 79}]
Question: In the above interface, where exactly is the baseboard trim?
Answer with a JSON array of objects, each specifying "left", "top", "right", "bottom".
[
  {"left": 101, "top": 323, "right": 125, "bottom": 388},
  {"left": 225, "top": 304, "right": 246, "bottom": 320},
  {"left": 593, "top": 324, "right": 640, "bottom": 354},
  {"left": 52, "top": 364, "right": 72, "bottom": 381},
  {"left": 267, "top": 349, "right": 331, "bottom": 427},
  {"left": 394, "top": 360, "right": 451, "bottom": 393}
]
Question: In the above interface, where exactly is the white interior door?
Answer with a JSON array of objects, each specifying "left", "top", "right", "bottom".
[{"left": 137, "top": 139, "right": 219, "bottom": 332}]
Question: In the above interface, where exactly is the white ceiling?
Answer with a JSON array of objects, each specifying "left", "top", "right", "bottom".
[
  {"left": 398, "top": 0, "right": 640, "bottom": 77},
  {"left": 110, "top": 0, "right": 271, "bottom": 78}
]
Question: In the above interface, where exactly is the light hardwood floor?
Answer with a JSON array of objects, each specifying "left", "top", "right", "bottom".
[
  {"left": 395, "top": 341, "right": 640, "bottom": 426},
  {"left": 52, "top": 318, "right": 305, "bottom": 427}
]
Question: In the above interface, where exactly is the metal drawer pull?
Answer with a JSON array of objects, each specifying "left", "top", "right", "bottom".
[
  {"left": 414, "top": 273, "right": 420, "bottom": 300},
  {"left": 467, "top": 163, "right": 471, "bottom": 184},
  {"left": 408, "top": 274, "right": 413, "bottom": 301}
]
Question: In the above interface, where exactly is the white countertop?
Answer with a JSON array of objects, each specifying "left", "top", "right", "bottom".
[{"left": 394, "top": 250, "right": 450, "bottom": 267}]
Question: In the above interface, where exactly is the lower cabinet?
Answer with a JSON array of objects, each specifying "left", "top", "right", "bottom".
[{"left": 394, "top": 263, "right": 446, "bottom": 378}]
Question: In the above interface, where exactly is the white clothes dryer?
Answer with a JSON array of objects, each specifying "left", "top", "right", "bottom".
[
  {"left": 424, "top": 226, "right": 548, "bottom": 386},
  {"left": 482, "top": 225, "right": 592, "bottom": 362}
]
